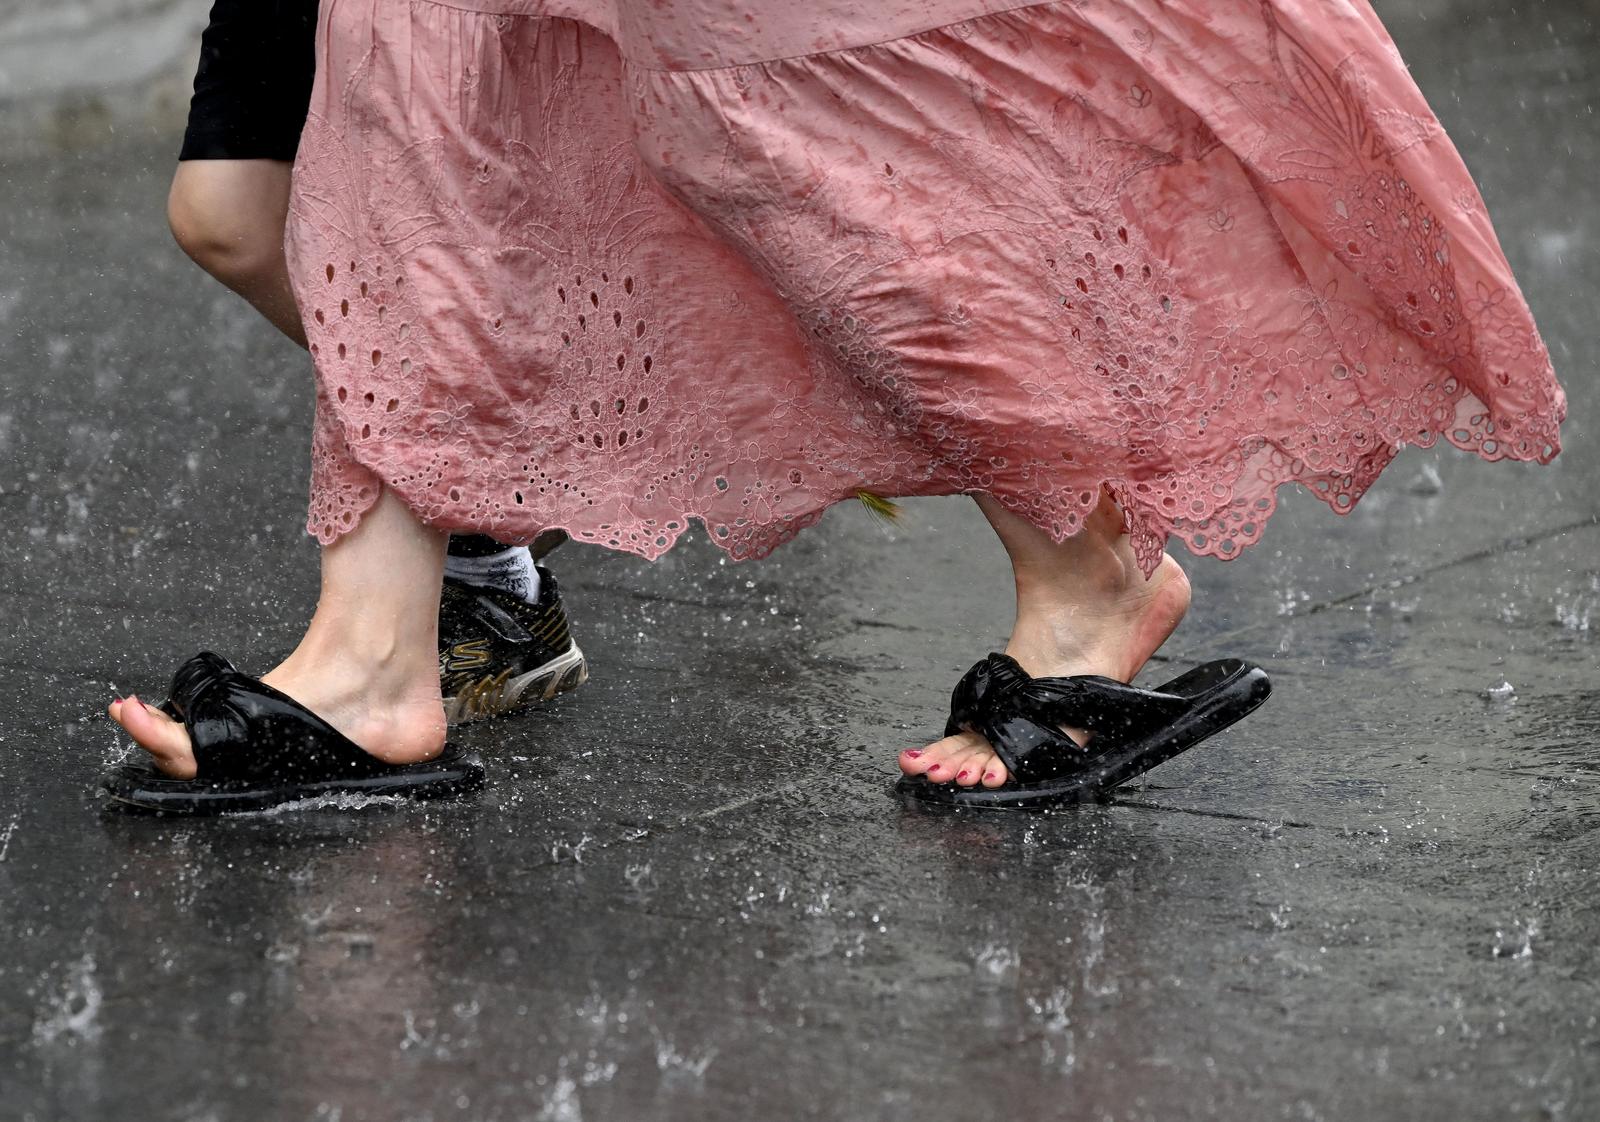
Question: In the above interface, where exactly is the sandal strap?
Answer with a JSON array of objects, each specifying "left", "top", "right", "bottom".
[
  {"left": 162, "top": 651, "right": 390, "bottom": 783},
  {"left": 166, "top": 650, "right": 234, "bottom": 718},
  {"left": 943, "top": 653, "right": 1189, "bottom": 785},
  {"left": 164, "top": 652, "right": 249, "bottom": 765}
]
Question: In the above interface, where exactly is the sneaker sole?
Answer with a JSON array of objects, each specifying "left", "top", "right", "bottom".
[{"left": 443, "top": 643, "right": 588, "bottom": 725}]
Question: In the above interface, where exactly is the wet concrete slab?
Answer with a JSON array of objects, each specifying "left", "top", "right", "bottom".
[{"left": 3, "top": 0, "right": 1599, "bottom": 1119}]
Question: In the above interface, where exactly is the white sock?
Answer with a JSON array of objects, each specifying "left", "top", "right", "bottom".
[{"left": 445, "top": 546, "right": 541, "bottom": 603}]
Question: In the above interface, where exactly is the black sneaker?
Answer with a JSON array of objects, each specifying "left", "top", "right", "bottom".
[{"left": 438, "top": 564, "right": 588, "bottom": 724}]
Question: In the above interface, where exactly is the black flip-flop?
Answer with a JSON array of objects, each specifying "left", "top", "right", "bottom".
[
  {"left": 101, "top": 652, "right": 485, "bottom": 815},
  {"left": 895, "top": 653, "right": 1271, "bottom": 810}
]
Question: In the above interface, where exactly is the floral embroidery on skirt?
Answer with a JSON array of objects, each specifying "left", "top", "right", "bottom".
[{"left": 286, "top": 0, "right": 1565, "bottom": 574}]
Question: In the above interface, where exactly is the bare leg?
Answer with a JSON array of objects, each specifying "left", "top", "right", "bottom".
[
  {"left": 108, "top": 487, "right": 448, "bottom": 777},
  {"left": 167, "top": 159, "right": 542, "bottom": 573},
  {"left": 168, "top": 159, "right": 306, "bottom": 346},
  {"left": 898, "top": 493, "right": 1192, "bottom": 788}
]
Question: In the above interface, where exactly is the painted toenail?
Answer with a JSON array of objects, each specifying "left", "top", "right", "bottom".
[
  {"left": 928, "top": 765, "right": 941, "bottom": 774},
  {"left": 957, "top": 770, "right": 970, "bottom": 781},
  {"left": 904, "top": 749, "right": 923, "bottom": 758},
  {"left": 985, "top": 772, "right": 998, "bottom": 781}
]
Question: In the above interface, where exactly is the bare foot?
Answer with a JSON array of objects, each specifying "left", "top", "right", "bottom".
[
  {"left": 899, "top": 552, "right": 1191, "bottom": 788},
  {"left": 107, "top": 652, "right": 447, "bottom": 780}
]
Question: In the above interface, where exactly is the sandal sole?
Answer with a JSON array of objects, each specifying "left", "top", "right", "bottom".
[{"left": 100, "top": 750, "right": 486, "bottom": 816}]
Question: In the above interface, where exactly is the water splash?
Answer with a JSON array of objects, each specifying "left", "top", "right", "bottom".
[
  {"left": 399, "top": 1010, "right": 434, "bottom": 1052},
  {"left": 580, "top": 1058, "right": 617, "bottom": 1088},
  {"left": 1080, "top": 913, "right": 1119, "bottom": 997},
  {"left": 1252, "top": 818, "right": 1286, "bottom": 840},
  {"left": 1276, "top": 588, "right": 1311, "bottom": 616},
  {"left": 1025, "top": 988, "right": 1076, "bottom": 1075},
  {"left": 973, "top": 942, "right": 1019, "bottom": 984},
  {"left": 1554, "top": 596, "right": 1593, "bottom": 632},
  {"left": 244, "top": 792, "right": 408, "bottom": 816},
  {"left": 1491, "top": 919, "right": 1538, "bottom": 960},
  {"left": 263, "top": 941, "right": 300, "bottom": 964},
  {"left": 1407, "top": 462, "right": 1444, "bottom": 495},
  {"left": 551, "top": 835, "right": 593, "bottom": 864},
  {"left": 536, "top": 1075, "right": 583, "bottom": 1122},
  {"left": 654, "top": 1036, "right": 717, "bottom": 1080},
  {"left": 33, "top": 954, "right": 103, "bottom": 1045}
]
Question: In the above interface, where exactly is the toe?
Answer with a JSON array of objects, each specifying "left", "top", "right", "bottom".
[
  {"left": 980, "top": 752, "right": 1011, "bottom": 788},
  {"left": 900, "top": 734, "right": 956, "bottom": 776},
  {"left": 898, "top": 746, "right": 932, "bottom": 776},
  {"left": 907, "top": 732, "right": 978, "bottom": 783},
  {"left": 113, "top": 694, "right": 197, "bottom": 780},
  {"left": 945, "top": 737, "right": 1008, "bottom": 788},
  {"left": 947, "top": 744, "right": 994, "bottom": 787}
]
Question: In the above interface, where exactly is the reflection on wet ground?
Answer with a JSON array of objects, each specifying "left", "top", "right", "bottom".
[{"left": 3, "top": 0, "right": 1598, "bottom": 1118}]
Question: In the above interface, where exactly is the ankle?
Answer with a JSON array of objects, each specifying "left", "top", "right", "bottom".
[
  {"left": 1008, "top": 552, "right": 1190, "bottom": 680},
  {"left": 1012, "top": 535, "right": 1135, "bottom": 607},
  {"left": 1006, "top": 615, "right": 1119, "bottom": 674},
  {"left": 282, "top": 623, "right": 437, "bottom": 686}
]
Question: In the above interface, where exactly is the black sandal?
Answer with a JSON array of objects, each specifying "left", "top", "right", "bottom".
[
  {"left": 896, "top": 653, "right": 1271, "bottom": 809},
  {"left": 101, "top": 652, "right": 485, "bottom": 815}
]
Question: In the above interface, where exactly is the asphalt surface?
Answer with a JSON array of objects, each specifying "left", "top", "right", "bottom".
[{"left": 2, "top": 1, "right": 1597, "bottom": 1119}]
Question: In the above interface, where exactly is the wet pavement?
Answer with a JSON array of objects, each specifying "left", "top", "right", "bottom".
[{"left": 3, "top": 1, "right": 1599, "bottom": 1119}]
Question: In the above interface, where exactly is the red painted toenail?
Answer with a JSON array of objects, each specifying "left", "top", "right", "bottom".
[
  {"left": 957, "top": 770, "right": 970, "bottom": 781},
  {"left": 927, "top": 765, "right": 941, "bottom": 774},
  {"left": 985, "top": 772, "right": 998, "bottom": 782},
  {"left": 904, "top": 749, "right": 923, "bottom": 758}
]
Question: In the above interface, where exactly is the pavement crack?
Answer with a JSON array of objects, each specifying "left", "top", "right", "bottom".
[
  {"left": 500, "top": 779, "right": 811, "bottom": 884},
  {"left": 848, "top": 617, "right": 918, "bottom": 632},
  {"left": 681, "top": 779, "right": 814, "bottom": 824},
  {"left": 1109, "top": 798, "right": 1323, "bottom": 832},
  {"left": 1296, "top": 514, "right": 1600, "bottom": 618},
  {"left": 1173, "top": 513, "right": 1600, "bottom": 656},
  {"left": 613, "top": 586, "right": 751, "bottom": 613}
]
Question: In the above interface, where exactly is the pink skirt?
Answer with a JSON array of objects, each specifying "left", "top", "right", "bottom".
[{"left": 286, "top": 0, "right": 1565, "bottom": 574}]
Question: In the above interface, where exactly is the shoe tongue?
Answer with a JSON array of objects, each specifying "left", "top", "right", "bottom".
[{"left": 465, "top": 592, "right": 536, "bottom": 643}]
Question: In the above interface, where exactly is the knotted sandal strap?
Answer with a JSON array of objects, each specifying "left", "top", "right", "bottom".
[
  {"left": 943, "top": 653, "right": 1191, "bottom": 786},
  {"left": 159, "top": 651, "right": 396, "bottom": 784}
]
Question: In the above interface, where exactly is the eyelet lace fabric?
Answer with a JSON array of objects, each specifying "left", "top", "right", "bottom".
[{"left": 286, "top": 0, "right": 1564, "bottom": 575}]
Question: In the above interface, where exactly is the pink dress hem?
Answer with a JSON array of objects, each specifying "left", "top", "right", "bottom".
[{"left": 286, "top": 0, "right": 1565, "bottom": 575}]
